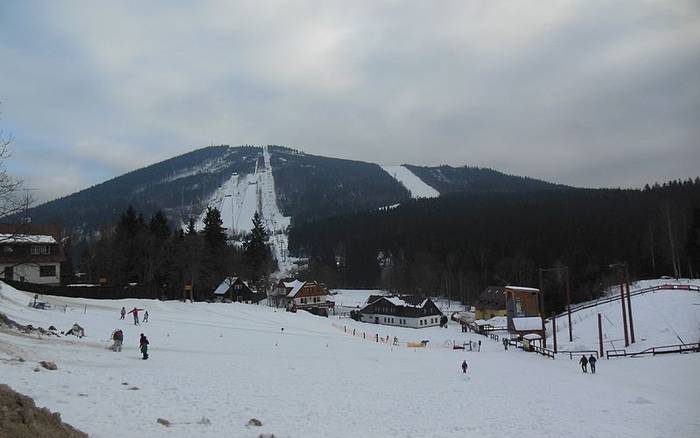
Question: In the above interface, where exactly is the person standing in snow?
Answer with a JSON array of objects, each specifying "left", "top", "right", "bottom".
[
  {"left": 120, "top": 307, "right": 126, "bottom": 320},
  {"left": 143, "top": 311, "right": 149, "bottom": 324},
  {"left": 478, "top": 340, "right": 481, "bottom": 352},
  {"left": 110, "top": 329, "right": 123, "bottom": 352},
  {"left": 461, "top": 360, "right": 468, "bottom": 374},
  {"left": 128, "top": 307, "right": 143, "bottom": 325},
  {"left": 139, "top": 333, "right": 149, "bottom": 360},
  {"left": 579, "top": 355, "right": 588, "bottom": 373},
  {"left": 588, "top": 354, "right": 597, "bottom": 374}
]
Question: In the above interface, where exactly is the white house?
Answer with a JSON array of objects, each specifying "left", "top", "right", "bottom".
[
  {"left": 359, "top": 295, "right": 444, "bottom": 328},
  {"left": 0, "top": 224, "right": 65, "bottom": 286}
]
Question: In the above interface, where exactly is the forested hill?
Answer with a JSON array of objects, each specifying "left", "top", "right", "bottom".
[
  {"left": 404, "top": 164, "right": 566, "bottom": 194},
  {"left": 19, "top": 144, "right": 566, "bottom": 237},
  {"left": 24, "top": 146, "right": 261, "bottom": 236},
  {"left": 268, "top": 146, "right": 409, "bottom": 223},
  {"left": 289, "top": 180, "right": 700, "bottom": 314}
]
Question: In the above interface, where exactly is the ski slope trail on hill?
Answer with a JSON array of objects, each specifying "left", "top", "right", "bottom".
[
  {"left": 1, "top": 282, "right": 699, "bottom": 438},
  {"left": 381, "top": 165, "right": 440, "bottom": 198},
  {"left": 194, "top": 145, "right": 297, "bottom": 276}
]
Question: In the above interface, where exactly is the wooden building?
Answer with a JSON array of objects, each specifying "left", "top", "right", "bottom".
[
  {"left": 268, "top": 279, "right": 333, "bottom": 312},
  {"left": 474, "top": 286, "right": 507, "bottom": 320},
  {"left": 0, "top": 224, "right": 65, "bottom": 286},
  {"left": 359, "top": 295, "right": 443, "bottom": 328},
  {"left": 505, "top": 285, "right": 544, "bottom": 340},
  {"left": 212, "top": 276, "right": 263, "bottom": 303}
]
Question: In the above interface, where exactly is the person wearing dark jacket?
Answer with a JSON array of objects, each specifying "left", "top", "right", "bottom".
[
  {"left": 461, "top": 360, "right": 468, "bottom": 374},
  {"left": 579, "top": 355, "right": 588, "bottom": 373},
  {"left": 139, "top": 333, "right": 149, "bottom": 360},
  {"left": 588, "top": 354, "right": 597, "bottom": 374}
]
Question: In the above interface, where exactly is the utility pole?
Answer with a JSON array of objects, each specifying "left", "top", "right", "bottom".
[
  {"left": 597, "top": 313, "right": 604, "bottom": 358},
  {"left": 625, "top": 264, "right": 635, "bottom": 344},
  {"left": 552, "top": 313, "right": 558, "bottom": 353},
  {"left": 538, "top": 269, "right": 546, "bottom": 349},
  {"left": 618, "top": 268, "right": 629, "bottom": 347},
  {"left": 565, "top": 268, "right": 572, "bottom": 342}
]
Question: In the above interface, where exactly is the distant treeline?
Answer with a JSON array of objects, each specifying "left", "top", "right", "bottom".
[{"left": 289, "top": 178, "right": 700, "bottom": 314}]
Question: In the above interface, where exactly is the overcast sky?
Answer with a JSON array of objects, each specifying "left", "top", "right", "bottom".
[{"left": 1, "top": 0, "right": 699, "bottom": 203}]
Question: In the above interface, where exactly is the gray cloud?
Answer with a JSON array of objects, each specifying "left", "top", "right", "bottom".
[{"left": 0, "top": 0, "right": 698, "bottom": 203}]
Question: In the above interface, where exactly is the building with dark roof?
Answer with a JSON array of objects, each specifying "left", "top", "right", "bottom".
[
  {"left": 359, "top": 295, "right": 443, "bottom": 328},
  {"left": 0, "top": 223, "right": 65, "bottom": 285},
  {"left": 474, "top": 286, "right": 507, "bottom": 320}
]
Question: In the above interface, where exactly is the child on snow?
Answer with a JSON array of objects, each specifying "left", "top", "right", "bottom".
[
  {"left": 110, "top": 329, "right": 123, "bottom": 352},
  {"left": 140, "top": 333, "right": 149, "bottom": 360},
  {"left": 120, "top": 307, "right": 126, "bottom": 320},
  {"left": 461, "top": 360, "right": 468, "bottom": 374}
]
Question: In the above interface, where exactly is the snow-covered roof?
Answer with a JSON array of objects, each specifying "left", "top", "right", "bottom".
[
  {"left": 0, "top": 233, "right": 56, "bottom": 244},
  {"left": 512, "top": 317, "right": 543, "bottom": 331},
  {"left": 213, "top": 277, "right": 239, "bottom": 295},
  {"left": 385, "top": 296, "right": 428, "bottom": 308},
  {"left": 523, "top": 333, "right": 542, "bottom": 340},
  {"left": 284, "top": 280, "right": 306, "bottom": 297},
  {"left": 506, "top": 285, "right": 540, "bottom": 293},
  {"left": 474, "top": 319, "right": 489, "bottom": 326}
]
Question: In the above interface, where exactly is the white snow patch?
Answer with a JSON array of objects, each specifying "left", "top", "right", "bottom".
[{"left": 381, "top": 165, "right": 439, "bottom": 199}]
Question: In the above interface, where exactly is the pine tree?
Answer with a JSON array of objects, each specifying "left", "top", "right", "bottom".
[
  {"left": 198, "top": 207, "right": 230, "bottom": 296},
  {"left": 243, "top": 211, "right": 272, "bottom": 289}
]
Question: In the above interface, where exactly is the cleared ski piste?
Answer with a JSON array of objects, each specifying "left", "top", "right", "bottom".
[{"left": 1, "top": 282, "right": 698, "bottom": 438}]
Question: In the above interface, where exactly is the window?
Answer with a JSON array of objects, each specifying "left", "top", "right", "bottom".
[
  {"left": 30, "top": 245, "right": 50, "bottom": 255},
  {"left": 39, "top": 265, "right": 56, "bottom": 277}
]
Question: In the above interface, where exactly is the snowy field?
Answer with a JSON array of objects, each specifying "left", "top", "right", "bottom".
[
  {"left": 1, "top": 281, "right": 699, "bottom": 438},
  {"left": 548, "top": 279, "right": 700, "bottom": 352}
]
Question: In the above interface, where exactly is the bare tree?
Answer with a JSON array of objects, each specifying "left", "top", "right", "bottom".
[{"left": 0, "top": 106, "right": 28, "bottom": 238}]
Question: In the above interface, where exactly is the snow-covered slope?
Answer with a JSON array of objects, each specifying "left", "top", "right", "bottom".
[
  {"left": 1, "top": 281, "right": 698, "bottom": 438},
  {"left": 194, "top": 146, "right": 298, "bottom": 275},
  {"left": 548, "top": 279, "right": 700, "bottom": 352},
  {"left": 381, "top": 165, "right": 440, "bottom": 198}
]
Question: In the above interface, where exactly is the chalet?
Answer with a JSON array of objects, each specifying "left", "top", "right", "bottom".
[
  {"left": 268, "top": 279, "right": 333, "bottom": 312},
  {"left": 505, "top": 285, "right": 544, "bottom": 341},
  {"left": 474, "top": 286, "right": 507, "bottom": 320},
  {"left": 0, "top": 224, "right": 65, "bottom": 286},
  {"left": 359, "top": 295, "right": 443, "bottom": 328},
  {"left": 212, "top": 277, "right": 263, "bottom": 303}
]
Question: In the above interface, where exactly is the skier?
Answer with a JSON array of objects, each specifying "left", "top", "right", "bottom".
[
  {"left": 139, "top": 333, "right": 149, "bottom": 360},
  {"left": 461, "top": 360, "right": 468, "bottom": 374},
  {"left": 128, "top": 307, "right": 143, "bottom": 325},
  {"left": 120, "top": 307, "right": 126, "bottom": 320},
  {"left": 143, "top": 311, "right": 149, "bottom": 324},
  {"left": 579, "top": 354, "right": 588, "bottom": 373},
  {"left": 503, "top": 338, "right": 508, "bottom": 350},
  {"left": 478, "top": 340, "right": 481, "bottom": 352},
  {"left": 588, "top": 354, "right": 597, "bottom": 374}
]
